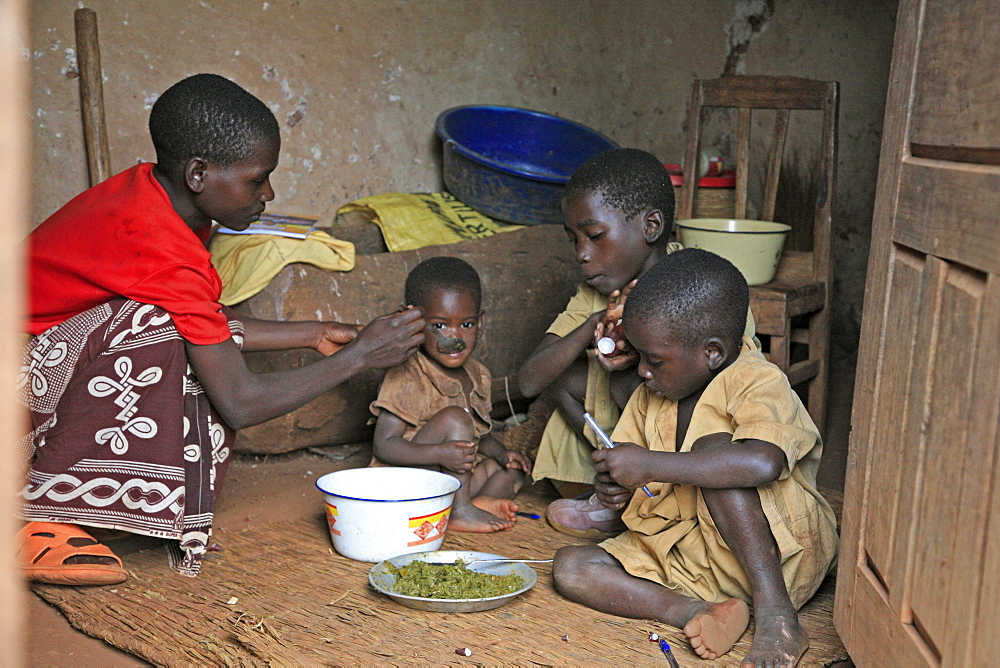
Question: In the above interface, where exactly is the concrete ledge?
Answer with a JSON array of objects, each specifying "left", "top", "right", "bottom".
[{"left": 231, "top": 224, "right": 578, "bottom": 454}]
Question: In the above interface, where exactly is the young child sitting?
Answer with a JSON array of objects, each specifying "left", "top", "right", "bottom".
[
  {"left": 516, "top": 148, "right": 756, "bottom": 538},
  {"left": 552, "top": 249, "right": 838, "bottom": 667},
  {"left": 370, "top": 257, "right": 533, "bottom": 533}
]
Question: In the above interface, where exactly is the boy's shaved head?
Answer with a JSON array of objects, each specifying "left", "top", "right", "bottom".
[
  {"left": 624, "top": 248, "right": 748, "bottom": 350},
  {"left": 562, "top": 148, "right": 675, "bottom": 236},
  {"left": 405, "top": 256, "right": 482, "bottom": 311},
  {"left": 149, "top": 73, "right": 279, "bottom": 169}
]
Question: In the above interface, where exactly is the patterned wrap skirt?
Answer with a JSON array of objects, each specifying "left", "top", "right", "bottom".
[{"left": 17, "top": 298, "right": 241, "bottom": 577}]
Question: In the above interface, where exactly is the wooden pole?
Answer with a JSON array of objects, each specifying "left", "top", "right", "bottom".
[
  {"left": 74, "top": 7, "right": 111, "bottom": 186},
  {"left": 0, "top": 0, "right": 29, "bottom": 664}
]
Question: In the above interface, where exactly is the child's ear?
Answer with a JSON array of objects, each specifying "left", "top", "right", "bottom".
[
  {"left": 477, "top": 310, "right": 486, "bottom": 332},
  {"left": 704, "top": 337, "right": 731, "bottom": 371},
  {"left": 641, "top": 208, "right": 665, "bottom": 244},
  {"left": 184, "top": 157, "right": 209, "bottom": 194}
]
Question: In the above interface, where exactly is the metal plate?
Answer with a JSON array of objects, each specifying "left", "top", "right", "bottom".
[{"left": 368, "top": 550, "right": 538, "bottom": 613}]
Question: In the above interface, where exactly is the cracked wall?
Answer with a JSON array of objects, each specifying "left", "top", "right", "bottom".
[{"left": 28, "top": 0, "right": 898, "bottom": 476}]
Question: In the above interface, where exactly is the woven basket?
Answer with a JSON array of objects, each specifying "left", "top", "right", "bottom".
[{"left": 674, "top": 185, "right": 736, "bottom": 219}]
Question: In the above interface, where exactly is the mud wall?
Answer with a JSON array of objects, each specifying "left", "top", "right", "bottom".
[
  {"left": 28, "top": 0, "right": 898, "bottom": 481},
  {"left": 28, "top": 0, "right": 895, "bottom": 342}
]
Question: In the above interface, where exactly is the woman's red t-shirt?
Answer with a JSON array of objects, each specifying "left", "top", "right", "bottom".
[{"left": 28, "top": 163, "right": 231, "bottom": 345}]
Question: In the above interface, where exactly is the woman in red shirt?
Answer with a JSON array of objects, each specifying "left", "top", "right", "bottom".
[{"left": 19, "top": 74, "right": 425, "bottom": 583}]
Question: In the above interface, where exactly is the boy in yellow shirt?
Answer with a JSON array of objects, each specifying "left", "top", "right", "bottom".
[
  {"left": 552, "top": 249, "right": 838, "bottom": 667},
  {"left": 516, "top": 148, "right": 755, "bottom": 537}
]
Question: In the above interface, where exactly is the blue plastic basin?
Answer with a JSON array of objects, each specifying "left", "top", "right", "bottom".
[{"left": 436, "top": 105, "right": 618, "bottom": 225}]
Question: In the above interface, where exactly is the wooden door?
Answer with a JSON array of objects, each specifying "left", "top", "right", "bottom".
[{"left": 834, "top": 0, "right": 1000, "bottom": 665}]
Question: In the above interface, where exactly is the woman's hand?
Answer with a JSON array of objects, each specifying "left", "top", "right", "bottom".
[
  {"left": 313, "top": 322, "right": 363, "bottom": 356},
  {"left": 346, "top": 307, "right": 425, "bottom": 369}
]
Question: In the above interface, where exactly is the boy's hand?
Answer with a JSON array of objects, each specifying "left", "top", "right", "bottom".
[
  {"left": 592, "top": 441, "right": 653, "bottom": 491},
  {"left": 500, "top": 449, "right": 533, "bottom": 475},
  {"left": 313, "top": 322, "right": 363, "bottom": 356},
  {"left": 593, "top": 280, "right": 637, "bottom": 367},
  {"left": 594, "top": 472, "right": 633, "bottom": 510},
  {"left": 438, "top": 440, "right": 478, "bottom": 473},
  {"left": 604, "top": 280, "right": 636, "bottom": 323},
  {"left": 593, "top": 323, "right": 640, "bottom": 372}
]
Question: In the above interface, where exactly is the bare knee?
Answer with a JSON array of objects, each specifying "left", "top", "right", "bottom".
[
  {"left": 419, "top": 406, "right": 475, "bottom": 442},
  {"left": 553, "top": 544, "right": 611, "bottom": 598}
]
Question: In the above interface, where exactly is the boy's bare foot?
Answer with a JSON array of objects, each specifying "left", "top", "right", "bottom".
[
  {"left": 683, "top": 597, "right": 750, "bottom": 661},
  {"left": 740, "top": 607, "right": 809, "bottom": 667},
  {"left": 472, "top": 496, "right": 519, "bottom": 522},
  {"left": 448, "top": 501, "right": 514, "bottom": 533}
]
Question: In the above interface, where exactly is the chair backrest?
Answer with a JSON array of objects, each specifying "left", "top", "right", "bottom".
[{"left": 677, "top": 75, "right": 839, "bottom": 284}]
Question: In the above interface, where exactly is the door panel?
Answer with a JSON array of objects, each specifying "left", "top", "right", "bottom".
[
  {"left": 895, "top": 160, "right": 1000, "bottom": 272},
  {"left": 862, "top": 248, "right": 924, "bottom": 591},
  {"left": 910, "top": 0, "right": 999, "bottom": 151},
  {"left": 835, "top": 0, "right": 1000, "bottom": 664}
]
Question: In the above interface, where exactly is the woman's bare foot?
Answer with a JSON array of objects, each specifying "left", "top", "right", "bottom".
[
  {"left": 740, "top": 607, "right": 809, "bottom": 667},
  {"left": 683, "top": 597, "right": 750, "bottom": 660},
  {"left": 448, "top": 500, "right": 514, "bottom": 533},
  {"left": 472, "top": 496, "right": 519, "bottom": 522}
]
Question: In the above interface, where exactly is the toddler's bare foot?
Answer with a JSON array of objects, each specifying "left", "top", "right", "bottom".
[
  {"left": 472, "top": 496, "right": 519, "bottom": 523},
  {"left": 683, "top": 597, "right": 750, "bottom": 661},
  {"left": 740, "top": 607, "right": 809, "bottom": 667},
  {"left": 448, "top": 501, "right": 514, "bottom": 533}
]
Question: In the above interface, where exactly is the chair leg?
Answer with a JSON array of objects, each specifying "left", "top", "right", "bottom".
[
  {"left": 807, "top": 310, "right": 831, "bottom": 437},
  {"left": 769, "top": 321, "right": 793, "bottom": 373}
]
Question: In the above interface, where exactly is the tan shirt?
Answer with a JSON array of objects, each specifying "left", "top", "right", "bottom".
[{"left": 370, "top": 351, "right": 493, "bottom": 442}]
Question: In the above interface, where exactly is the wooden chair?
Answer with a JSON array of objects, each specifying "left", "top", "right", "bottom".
[{"left": 677, "top": 75, "right": 839, "bottom": 435}]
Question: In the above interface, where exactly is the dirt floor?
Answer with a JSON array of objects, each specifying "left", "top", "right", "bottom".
[
  {"left": 24, "top": 443, "right": 564, "bottom": 666},
  {"left": 25, "top": 363, "right": 856, "bottom": 666}
]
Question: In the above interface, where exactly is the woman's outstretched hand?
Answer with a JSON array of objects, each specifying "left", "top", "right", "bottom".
[{"left": 347, "top": 307, "right": 426, "bottom": 369}]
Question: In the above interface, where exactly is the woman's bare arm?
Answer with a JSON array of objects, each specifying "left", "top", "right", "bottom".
[
  {"left": 187, "top": 308, "right": 424, "bottom": 429},
  {"left": 232, "top": 314, "right": 362, "bottom": 354}
]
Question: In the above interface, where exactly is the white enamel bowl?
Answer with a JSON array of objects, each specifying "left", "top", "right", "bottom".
[
  {"left": 315, "top": 467, "right": 461, "bottom": 563},
  {"left": 676, "top": 218, "right": 791, "bottom": 286}
]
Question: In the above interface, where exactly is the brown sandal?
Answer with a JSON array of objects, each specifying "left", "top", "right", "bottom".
[{"left": 18, "top": 521, "right": 128, "bottom": 585}]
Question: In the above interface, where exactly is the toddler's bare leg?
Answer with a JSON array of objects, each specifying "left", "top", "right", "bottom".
[
  {"left": 472, "top": 458, "right": 526, "bottom": 500},
  {"left": 699, "top": 486, "right": 809, "bottom": 667},
  {"left": 412, "top": 407, "right": 512, "bottom": 533},
  {"left": 467, "top": 458, "right": 520, "bottom": 523},
  {"left": 554, "top": 544, "right": 749, "bottom": 659}
]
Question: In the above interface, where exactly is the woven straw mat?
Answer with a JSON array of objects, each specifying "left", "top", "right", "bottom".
[{"left": 33, "top": 492, "right": 848, "bottom": 666}]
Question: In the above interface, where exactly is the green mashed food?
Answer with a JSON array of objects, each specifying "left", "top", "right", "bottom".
[{"left": 387, "top": 559, "right": 525, "bottom": 599}]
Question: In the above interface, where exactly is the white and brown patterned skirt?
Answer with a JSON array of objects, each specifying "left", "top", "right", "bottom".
[{"left": 17, "top": 298, "right": 242, "bottom": 577}]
